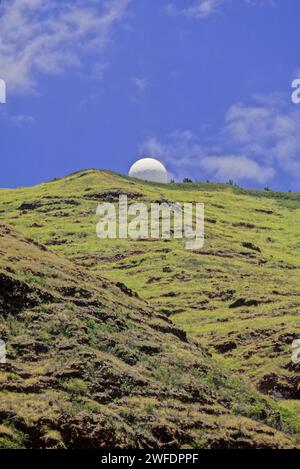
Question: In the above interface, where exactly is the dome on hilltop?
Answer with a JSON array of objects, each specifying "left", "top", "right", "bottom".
[{"left": 129, "top": 158, "right": 168, "bottom": 183}]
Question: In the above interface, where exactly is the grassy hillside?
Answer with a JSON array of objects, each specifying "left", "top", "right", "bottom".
[
  {"left": 1, "top": 223, "right": 298, "bottom": 448},
  {"left": 0, "top": 169, "right": 300, "bottom": 447}
]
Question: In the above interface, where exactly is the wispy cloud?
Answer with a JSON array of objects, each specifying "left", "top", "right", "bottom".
[
  {"left": 0, "top": 108, "right": 35, "bottom": 126},
  {"left": 224, "top": 94, "right": 300, "bottom": 175},
  {"left": 0, "top": 0, "right": 131, "bottom": 94},
  {"left": 140, "top": 132, "right": 274, "bottom": 184},
  {"left": 10, "top": 114, "right": 36, "bottom": 125},
  {"left": 201, "top": 155, "right": 274, "bottom": 183},
  {"left": 166, "top": 0, "right": 222, "bottom": 19},
  {"left": 166, "top": 0, "right": 274, "bottom": 19},
  {"left": 140, "top": 93, "right": 300, "bottom": 186},
  {"left": 133, "top": 77, "right": 151, "bottom": 95}
]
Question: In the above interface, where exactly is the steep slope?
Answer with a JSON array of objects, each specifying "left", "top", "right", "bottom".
[
  {"left": 0, "top": 169, "right": 299, "bottom": 442},
  {"left": 0, "top": 222, "right": 299, "bottom": 448}
]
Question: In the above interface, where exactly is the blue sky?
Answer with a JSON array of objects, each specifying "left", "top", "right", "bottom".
[{"left": 1, "top": 0, "right": 300, "bottom": 190}]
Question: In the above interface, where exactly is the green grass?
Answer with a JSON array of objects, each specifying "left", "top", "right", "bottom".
[{"left": 1, "top": 169, "right": 300, "bottom": 447}]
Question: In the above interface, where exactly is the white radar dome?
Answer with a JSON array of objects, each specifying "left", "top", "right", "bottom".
[{"left": 129, "top": 158, "right": 168, "bottom": 183}]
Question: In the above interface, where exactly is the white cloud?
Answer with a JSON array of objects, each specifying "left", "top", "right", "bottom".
[
  {"left": 141, "top": 131, "right": 206, "bottom": 169},
  {"left": 10, "top": 114, "right": 36, "bottom": 125},
  {"left": 224, "top": 96, "right": 300, "bottom": 174},
  {"left": 140, "top": 93, "right": 300, "bottom": 185},
  {"left": 201, "top": 155, "right": 274, "bottom": 183},
  {"left": 166, "top": 0, "right": 275, "bottom": 19},
  {"left": 0, "top": 0, "right": 131, "bottom": 94},
  {"left": 133, "top": 77, "right": 151, "bottom": 95},
  {"left": 140, "top": 133, "right": 205, "bottom": 182},
  {"left": 166, "top": 0, "right": 222, "bottom": 18},
  {"left": 0, "top": 108, "right": 35, "bottom": 125},
  {"left": 140, "top": 132, "right": 274, "bottom": 184}
]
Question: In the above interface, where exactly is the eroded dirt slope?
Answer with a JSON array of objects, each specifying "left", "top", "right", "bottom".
[{"left": 0, "top": 222, "right": 299, "bottom": 448}]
